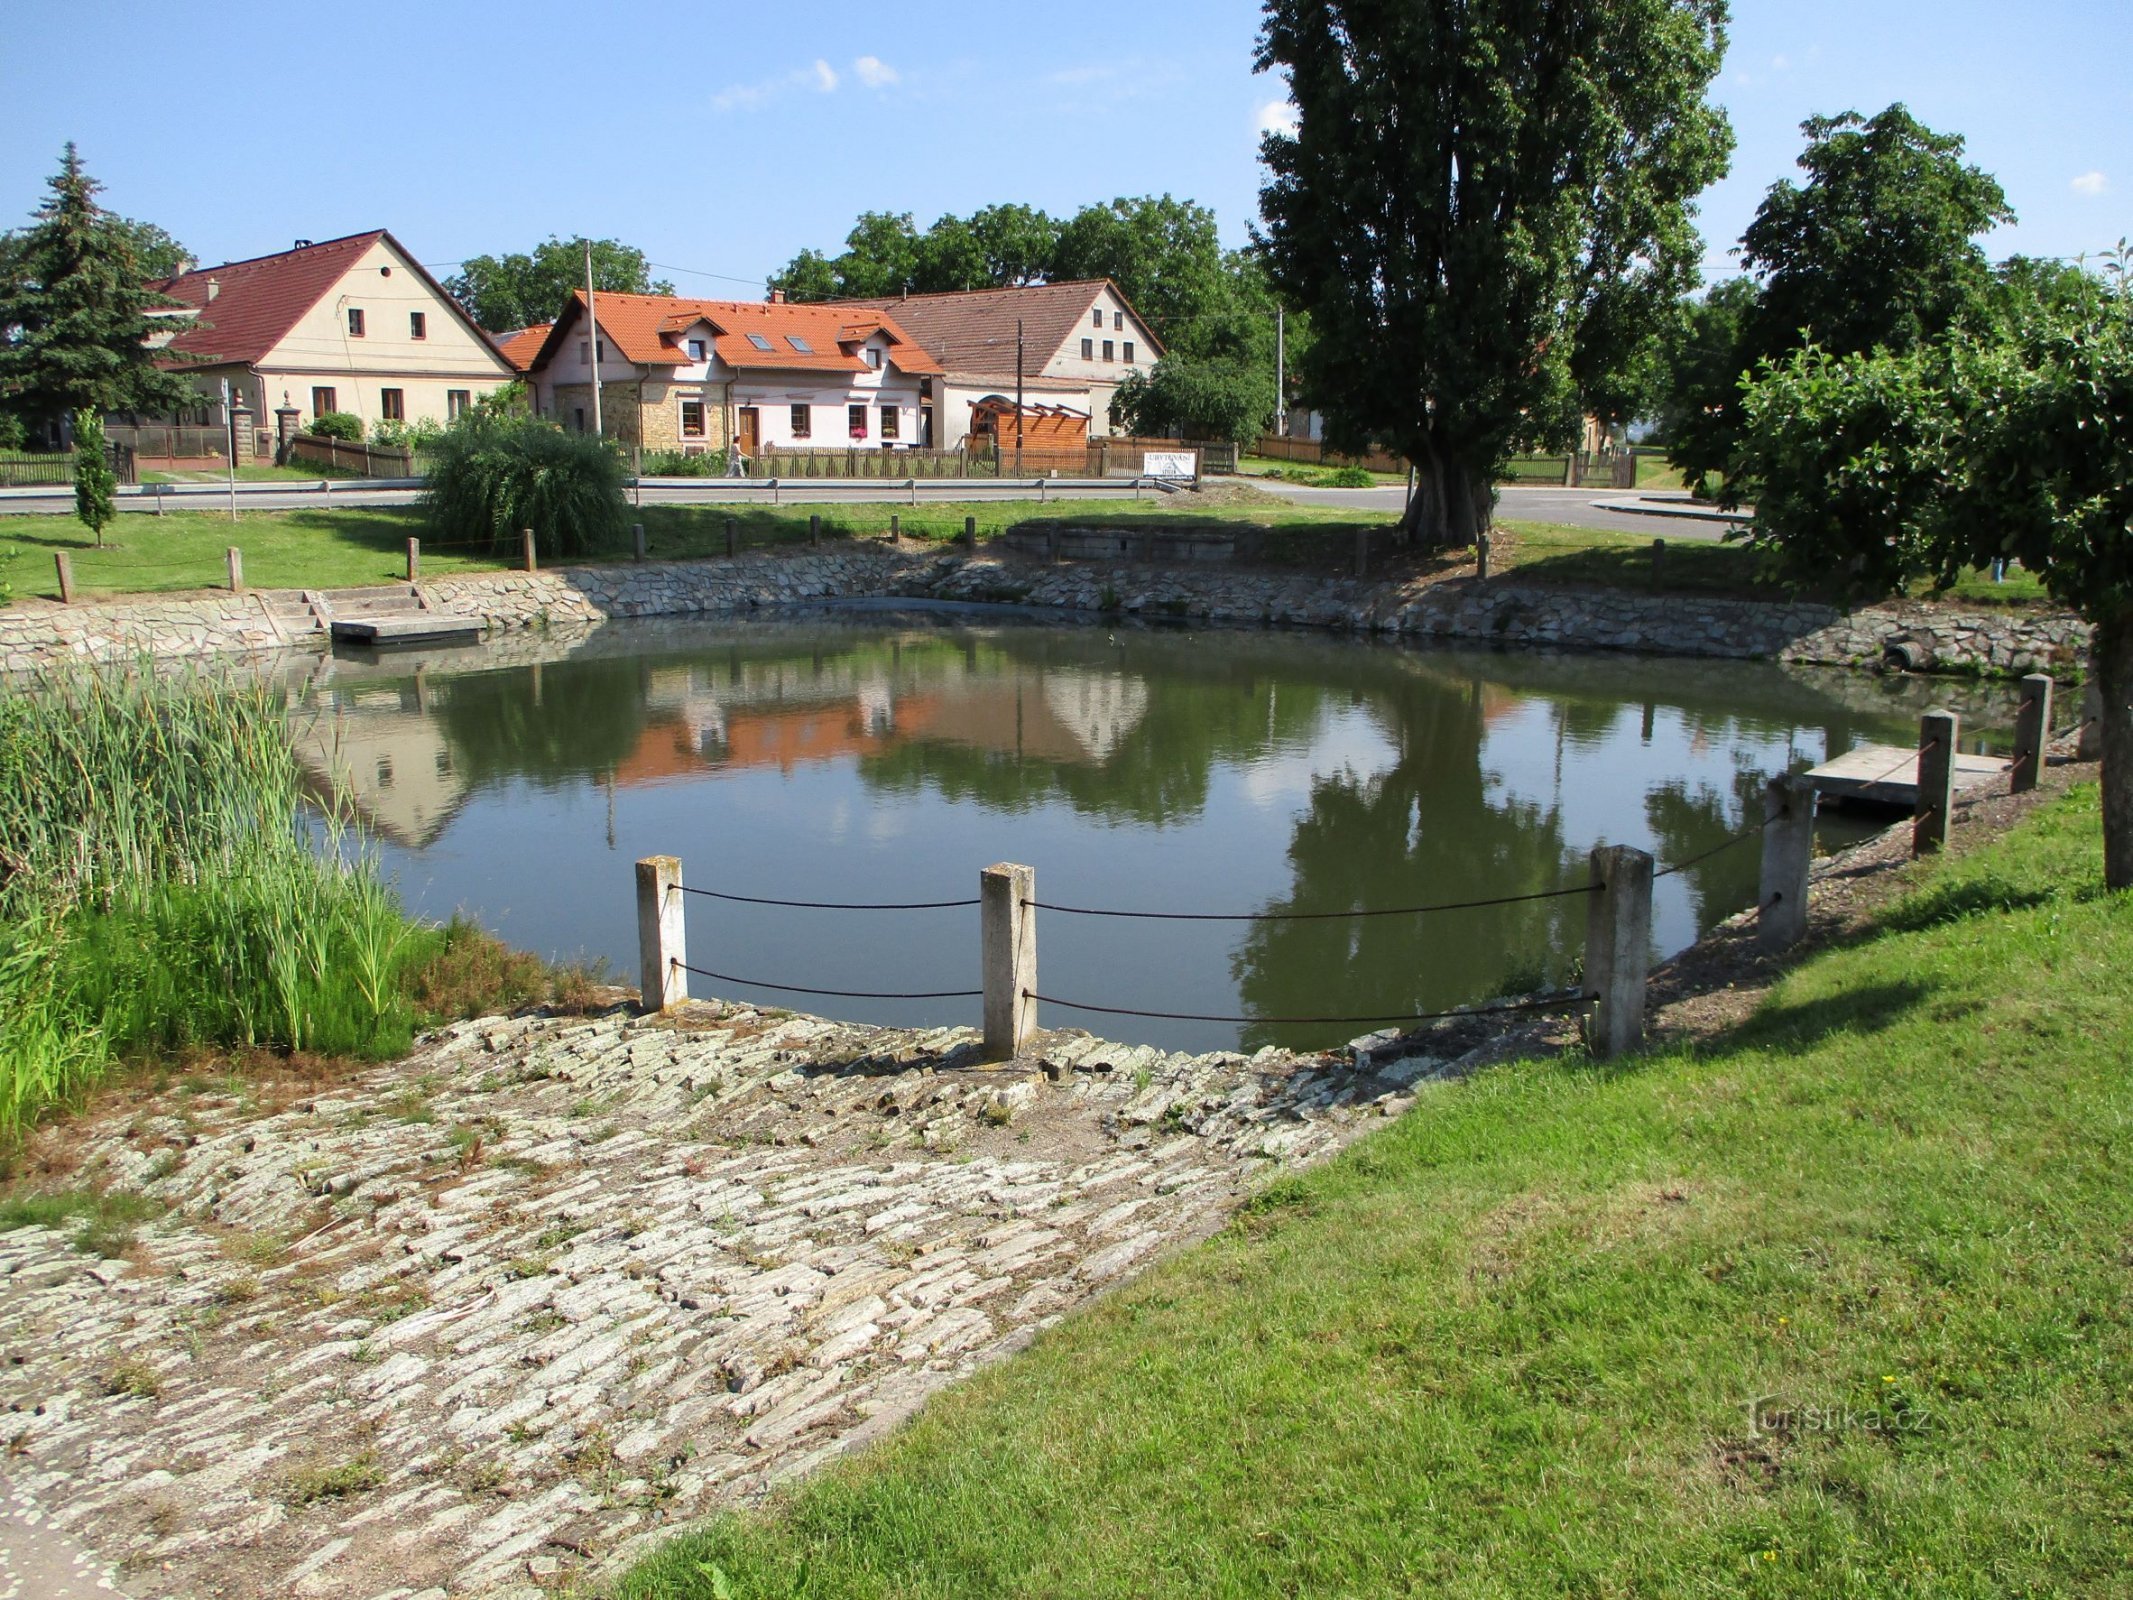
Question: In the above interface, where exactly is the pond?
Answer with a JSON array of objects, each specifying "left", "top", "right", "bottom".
[{"left": 288, "top": 612, "right": 2020, "bottom": 1053}]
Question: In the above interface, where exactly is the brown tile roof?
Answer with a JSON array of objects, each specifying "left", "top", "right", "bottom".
[
  {"left": 151, "top": 232, "right": 387, "bottom": 366},
  {"left": 527, "top": 292, "right": 944, "bottom": 377},
  {"left": 833, "top": 279, "right": 1164, "bottom": 374},
  {"left": 493, "top": 324, "right": 552, "bottom": 373}
]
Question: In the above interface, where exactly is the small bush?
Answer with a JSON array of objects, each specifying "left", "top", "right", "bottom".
[
  {"left": 310, "top": 412, "right": 365, "bottom": 442},
  {"left": 642, "top": 448, "right": 727, "bottom": 477},
  {"left": 421, "top": 412, "right": 629, "bottom": 559},
  {"left": 371, "top": 416, "right": 444, "bottom": 450},
  {"left": 1322, "top": 465, "right": 1375, "bottom": 487}
]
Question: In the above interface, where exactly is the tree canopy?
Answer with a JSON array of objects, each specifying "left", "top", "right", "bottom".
[
  {"left": 444, "top": 237, "right": 674, "bottom": 333},
  {"left": 1669, "top": 104, "right": 2013, "bottom": 492},
  {"left": 1256, "top": 0, "right": 1733, "bottom": 546},
  {"left": 0, "top": 144, "right": 200, "bottom": 429}
]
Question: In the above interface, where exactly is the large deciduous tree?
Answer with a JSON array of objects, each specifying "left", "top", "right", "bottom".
[
  {"left": 1669, "top": 104, "right": 2012, "bottom": 493},
  {"left": 444, "top": 237, "right": 674, "bottom": 333},
  {"left": 0, "top": 144, "right": 200, "bottom": 432},
  {"left": 1739, "top": 269, "right": 2133, "bottom": 886},
  {"left": 1256, "top": 0, "right": 1731, "bottom": 548}
]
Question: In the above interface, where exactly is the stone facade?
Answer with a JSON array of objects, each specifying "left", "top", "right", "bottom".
[{"left": 0, "top": 543, "right": 2094, "bottom": 682}]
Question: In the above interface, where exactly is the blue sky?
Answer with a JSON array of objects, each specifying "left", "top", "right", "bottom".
[{"left": 2, "top": 1, "right": 2126, "bottom": 293}]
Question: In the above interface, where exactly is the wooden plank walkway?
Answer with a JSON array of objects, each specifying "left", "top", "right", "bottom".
[
  {"left": 329, "top": 615, "right": 482, "bottom": 648},
  {"left": 1808, "top": 744, "right": 2009, "bottom": 807}
]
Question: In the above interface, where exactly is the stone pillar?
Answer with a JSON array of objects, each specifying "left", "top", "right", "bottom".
[
  {"left": 1914, "top": 710, "right": 1958, "bottom": 856},
  {"left": 521, "top": 528, "right": 537, "bottom": 573},
  {"left": 1585, "top": 844, "right": 1653, "bottom": 1060},
  {"left": 1758, "top": 774, "right": 1816, "bottom": 952},
  {"left": 225, "top": 546, "right": 244, "bottom": 595},
  {"left": 2011, "top": 673, "right": 2053, "bottom": 793},
  {"left": 981, "top": 862, "right": 1037, "bottom": 1061},
  {"left": 636, "top": 856, "right": 687, "bottom": 1013},
  {"left": 274, "top": 405, "right": 301, "bottom": 465}
]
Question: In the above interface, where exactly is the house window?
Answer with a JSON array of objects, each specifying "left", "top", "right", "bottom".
[
  {"left": 347, "top": 308, "right": 365, "bottom": 338},
  {"left": 1123, "top": 342, "right": 1135, "bottom": 364},
  {"left": 880, "top": 405, "right": 899, "bottom": 440},
  {"left": 446, "top": 389, "right": 470, "bottom": 419},
  {"left": 747, "top": 333, "right": 774, "bottom": 351},
  {"left": 788, "top": 335, "right": 814, "bottom": 353},
  {"left": 1092, "top": 309, "right": 1103, "bottom": 328},
  {"left": 311, "top": 386, "right": 337, "bottom": 418},
  {"left": 864, "top": 347, "right": 882, "bottom": 369},
  {"left": 1102, "top": 340, "right": 1115, "bottom": 362},
  {"left": 1114, "top": 311, "right": 1124, "bottom": 330},
  {"left": 688, "top": 338, "right": 706, "bottom": 361},
  {"left": 409, "top": 311, "right": 427, "bottom": 340},
  {"left": 790, "top": 404, "right": 811, "bottom": 439},
  {"left": 848, "top": 404, "right": 868, "bottom": 439},
  {"left": 573, "top": 407, "right": 586, "bottom": 432},
  {"left": 1081, "top": 338, "right": 1094, "bottom": 359},
  {"left": 380, "top": 388, "right": 404, "bottom": 421},
  {"left": 681, "top": 399, "right": 706, "bottom": 438}
]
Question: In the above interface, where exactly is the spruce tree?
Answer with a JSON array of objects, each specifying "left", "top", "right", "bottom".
[
  {"left": 0, "top": 144, "right": 197, "bottom": 433},
  {"left": 71, "top": 408, "right": 116, "bottom": 548}
]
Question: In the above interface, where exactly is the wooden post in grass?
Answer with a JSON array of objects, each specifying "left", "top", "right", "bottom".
[
  {"left": 725, "top": 517, "right": 737, "bottom": 558},
  {"left": 635, "top": 856, "right": 687, "bottom": 1013},
  {"left": 1914, "top": 710, "right": 1958, "bottom": 856},
  {"left": 809, "top": 514, "right": 821, "bottom": 546},
  {"left": 54, "top": 552, "right": 74, "bottom": 605},
  {"left": 1650, "top": 539, "right": 1666, "bottom": 586},
  {"left": 1476, "top": 530, "right": 1491, "bottom": 581},
  {"left": 632, "top": 522, "right": 645, "bottom": 562},
  {"left": 1584, "top": 844, "right": 1653, "bottom": 1060},
  {"left": 2011, "top": 673, "right": 2052, "bottom": 794},
  {"left": 406, "top": 537, "right": 420, "bottom": 583},
  {"left": 964, "top": 515, "right": 977, "bottom": 549},
  {"left": 225, "top": 546, "right": 244, "bottom": 595},
  {"left": 981, "top": 862, "right": 1037, "bottom": 1061},
  {"left": 521, "top": 528, "right": 537, "bottom": 573},
  {"left": 1758, "top": 774, "right": 1816, "bottom": 951},
  {"left": 890, "top": 514, "right": 901, "bottom": 544}
]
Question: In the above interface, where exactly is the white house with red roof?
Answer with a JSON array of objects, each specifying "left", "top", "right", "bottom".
[
  {"left": 520, "top": 291, "right": 945, "bottom": 459},
  {"left": 148, "top": 230, "right": 517, "bottom": 449}
]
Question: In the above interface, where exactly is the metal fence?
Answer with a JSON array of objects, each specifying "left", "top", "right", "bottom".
[
  {"left": 1255, "top": 434, "right": 1635, "bottom": 488},
  {"left": 0, "top": 445, "right": 138, "bottom": 487}
]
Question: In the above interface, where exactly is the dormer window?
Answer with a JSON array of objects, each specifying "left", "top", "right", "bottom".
[
  {"left": 688, "top": 338, "right": 706, "bottom": 361},
  {"left": 864, "top": 347, "right": 882, "bottom": 369}
]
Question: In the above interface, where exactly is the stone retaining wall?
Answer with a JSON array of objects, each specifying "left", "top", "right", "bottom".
[{"left": 0, "top": 543, "right": 2092, "bottom": 680}]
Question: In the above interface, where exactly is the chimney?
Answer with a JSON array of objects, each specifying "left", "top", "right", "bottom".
[
  {"left": 205, "top": 277, "right": 220, "bottom": 303},
  {"left": 768, "top": 288, "right": 786, "bottom": 304}
]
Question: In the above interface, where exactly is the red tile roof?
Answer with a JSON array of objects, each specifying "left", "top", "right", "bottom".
[
  {"left": 151, "top": 232, "right": 386, "bottom": 366},
  {"left": 493, "top": 324, "right": 551, "bottom": 373},
  {"left": 525, "top": 292, "right": 944, "bottom": 378},
  {"left": 834, "top": 279, "right": 1164, "bottom": 375}
]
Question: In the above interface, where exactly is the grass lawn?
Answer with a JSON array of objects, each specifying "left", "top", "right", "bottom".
[
  {"left": 139, "top": 463, "right": 362, "bottom": 485},
  {"left": 619, "top": 784, "right": 2132, "bottom": 1599}
]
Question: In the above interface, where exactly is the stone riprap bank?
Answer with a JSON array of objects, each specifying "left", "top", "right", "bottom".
[
  {"left": 0, "top": 1004, "right": 1429, "bottom": 1599},
  {"left": 0, "top": 543, "right": 2089, "bottom": 678}
]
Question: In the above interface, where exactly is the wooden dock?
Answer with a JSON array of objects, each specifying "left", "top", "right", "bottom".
[{"left": 1808, "top": 744, "right": 2009, "bottom": 807}]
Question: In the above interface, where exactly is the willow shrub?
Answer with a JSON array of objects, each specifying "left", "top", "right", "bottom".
[
  {"left": 420, "top": 412, "right": 629, "bottom": 560},
  {"left": 0, "top": 668, "right": 429, "bottom": 1138}
]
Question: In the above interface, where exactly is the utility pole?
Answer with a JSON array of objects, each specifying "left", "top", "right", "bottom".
[
  {"left": 584, "top": 239, "right": 603, "bottom": 439},
  {"left": 1275, "top": 306, "right": 1285, "bottom": 437},
  {"left": 1014, "top": 317, "right": 1025, "bottom": 473}
]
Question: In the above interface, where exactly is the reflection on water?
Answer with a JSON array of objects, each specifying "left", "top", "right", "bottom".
[{"left": 287, "top": 614, "right": 2020, "bottom": 1052}]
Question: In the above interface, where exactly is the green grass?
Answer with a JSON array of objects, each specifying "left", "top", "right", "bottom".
[{"left": 620, "top": 785, "right": 2133, "bottom": 1599}]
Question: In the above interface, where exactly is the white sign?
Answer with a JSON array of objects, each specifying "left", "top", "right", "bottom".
[{"left": 1144, "top": 450, "right": 1197, "bottom": 480}]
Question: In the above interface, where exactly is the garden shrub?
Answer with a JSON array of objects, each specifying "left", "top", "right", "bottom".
[
  {"left": 420, "top": 412, "right": 628, "bottom": 558},
  {"left": 310, "top": 411, "right": 364, "bottom": 441}
]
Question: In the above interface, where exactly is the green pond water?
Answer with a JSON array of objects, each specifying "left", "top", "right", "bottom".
[{"left": 290, "top": 610, "right": 2020, "bottom": 1053}]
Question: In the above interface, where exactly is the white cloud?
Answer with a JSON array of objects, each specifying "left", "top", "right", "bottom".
[
  {"left": 853, "top": 55, "right": 899, "bottom": 88},
  {"left": 812, "top": 58, "right": 840, "bottom": 92},
  {"left": 1770, "top": 52, "right": 1790, "bottom": 70},
  {"left": 2072, "top": 170, "right": 2109, "bottom": 196},
  {"left": 713, "top": 59, "right": 845, "bottom": 112},
  {"left": 1256, "top": 99, "right": 1300, "bottom": 140}
]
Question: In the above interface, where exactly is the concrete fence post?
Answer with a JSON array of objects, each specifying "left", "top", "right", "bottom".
[
  {"left": 406, "top": 537, "right": 420, "bottom": 583},
  {"left": 521, "top": 528, "right": 537, "bottom": 573},
  {"left": 636, "top": 856, "right": 687, "bottom": 1013},
  {"left": 725, "top": 517, "right": 737, "bottom": 558},
  {"left": 1584, "top": 844, "right": 1654, "bottom": 1060},
  {"left": 53, "top": 552, "right": 74, "bottom": 605},
  {"left": 1758, "top": 774, "right": 1816, "bottom": 952},
  {"left": 981, "top": 862, "right": 1037, "bottom": 1061},
  {"left": 632, "top": 522, "right": 645, "bottom": 562},
  {"left": 1914, "top": 710, "right": 1958, "bottom": 856},
  {"left": 226, "top": 546, "right": 244, "bottom": 595},
  {"left": 2011, "top": 673, "right": 2053, "bottom": 794}
]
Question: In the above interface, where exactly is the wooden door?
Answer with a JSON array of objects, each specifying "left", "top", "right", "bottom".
[{"left": 736, "top": 407, "right": 760, "bottom": 458}]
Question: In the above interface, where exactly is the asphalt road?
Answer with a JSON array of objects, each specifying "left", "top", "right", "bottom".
[{"left": 0, "top": 477, "right": 1745, "bottom": 540}]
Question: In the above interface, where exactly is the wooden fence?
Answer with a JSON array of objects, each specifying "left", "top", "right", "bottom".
[
  {"left": 740, "top": 436, "right": 1230, "bottom": 480},
  {"left": 287, "top": 434, "right": 418, "bottom": 477},
  {"left": 0, "top": 445, "right": 138, "bottom": 487},
  {"left": 1255, "top": 434, "right": 1634, "bottom": 488}
]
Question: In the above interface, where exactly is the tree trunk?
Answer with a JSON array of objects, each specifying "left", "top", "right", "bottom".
[
  {"left": 1401, "top": 442, "right": 1493, "bottom": 550},
  {"left": 2095, "top": 607, "right": 2133, "bottom": 891}
]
